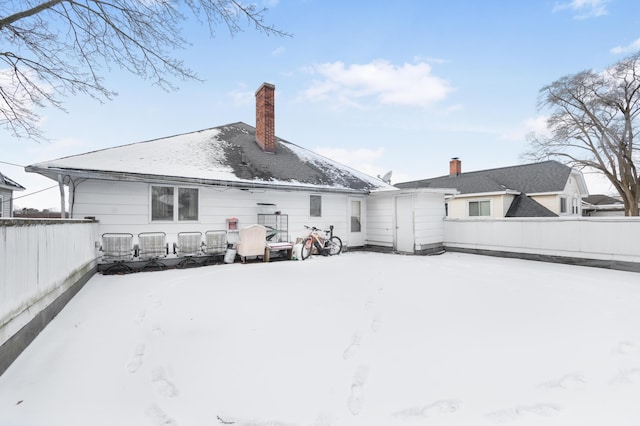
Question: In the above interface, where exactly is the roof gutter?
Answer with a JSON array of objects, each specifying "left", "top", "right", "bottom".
[
  {"left": 451, "top": 189, "right": 520, "bottom": 198},
  {"left": 25, "top": 165, "right": 373, "bottom": 195}
]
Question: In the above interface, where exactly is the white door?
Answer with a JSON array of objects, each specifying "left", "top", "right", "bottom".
[
  {"left": 349, "top": 198, "right": 365, "bottom": 247},
  {"left": 395, "top": 195, "right": 414, "bottom": 253}
]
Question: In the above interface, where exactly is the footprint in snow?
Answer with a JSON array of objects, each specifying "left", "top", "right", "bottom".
[
  {"left": 347, "top": 365, "right": 369, "bottom": 416},
  {"left": 610, "top": 368, "right": 640, "bottom": 385},
  {"left": 342, "top": 332, "right": 362, "bottom": 360},
  {"left": 152, "top": 367, "right": 179, "bottom": 397},
  {"left": 393, "top": 399, "right": 461, "bottom": 419},
  {"left": 134, "top": 309, "right": 146, "bottom": 325},
  {"left": 486, "top": 403, "right": 561, "bottom": 423},
  {"left": 371, "top": 313, "right": 382, "bottom": 333},
  {"left": 539, "top": 373, "right": 586, "bottom": 390},
  {"left": 126, "top": 344, "right": 145, "bottom": 374},
  {"left": 152, "top": 323, "right": 165, "bottom": 337},
  {"left": 364, "top": 296, "right": 375, "bottom": 311},
  {"left": 146, "top": 404, "right": 178, "bottom": 426}
]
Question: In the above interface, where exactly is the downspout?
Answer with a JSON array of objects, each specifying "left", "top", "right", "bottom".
[
  {"left": 68, "top": 177, "right": 76, "bottom": 218},
  {"left": 57, "top": 174, "right": 66, "bottom": 218}
]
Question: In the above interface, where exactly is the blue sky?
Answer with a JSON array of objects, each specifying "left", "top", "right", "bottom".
[{"left": 2, "top": 0, "right": 640, "bottom": 209}]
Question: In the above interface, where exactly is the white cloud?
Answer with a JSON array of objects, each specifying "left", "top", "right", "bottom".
[
  {"left": 552, "top": 0, "right": 609, "bottom": 19},
  {"left": 26, "top": 137, "right": 86, "bottom": 162},
  {"left": 610, "top": 38, "right": 640, "bottom": 55},
  {"left": 300, "top": 60, "right": 453, "bottom": 108},
  {"left": 500, "top": 116, "right": 549, "bottom": 142},
  {"left": 271, "top": 46, "right": 285, "bottom": 57},
  {"left": 313, "top": 146, "right": 389, "bottom": 179},
  {"left": 227, "top": 85, "right": 254, "bottom": 107}
]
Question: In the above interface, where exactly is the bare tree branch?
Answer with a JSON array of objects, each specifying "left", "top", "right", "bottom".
[
  {"left": 524, "top": 53, "right": 640, "bottom": 215},
  {"left": 0, "top": 0, "right": 290, "bottom": 140}
]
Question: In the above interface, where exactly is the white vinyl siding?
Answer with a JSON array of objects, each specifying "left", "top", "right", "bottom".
[{"left": 69, "top": 180, "right": 357, "bottom": 247}]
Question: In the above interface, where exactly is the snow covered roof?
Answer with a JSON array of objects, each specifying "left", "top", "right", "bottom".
[
  {"left": 26, "top": 122, "right": 394, "bottom": 194},
  {"left": 0, "top": 172, "right": 25, "bottom": 191}
]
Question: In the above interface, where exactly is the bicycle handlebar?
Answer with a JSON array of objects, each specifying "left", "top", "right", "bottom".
[{"left": 304, "top": 225, "right": 329, "bottom": 233}]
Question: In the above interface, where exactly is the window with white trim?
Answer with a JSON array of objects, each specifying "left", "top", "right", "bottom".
[
  {"left": 351, "top": 200, "right": 361, "bottom": 232},
  {"left": 151, "top": 186, "right": 199, "bottom": 221},
  {"left": 310, "top": 195, "right": 322, "bottom": 217},
  {"left": 560, "top": 197, "right": 567, "bottom": 213},
  {"left": 0, "top": 195, "right": 4, "bottom": 217},
  {"left": 468, "top": 200, "right": 490, "bottom": 217}
]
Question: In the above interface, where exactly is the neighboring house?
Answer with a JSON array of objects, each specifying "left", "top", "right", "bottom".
[
  {"left": 582, "top": 194, "right": 626, "bottom": 217},
  {"left": 26, "top": 83, "right": 447, "bottom": 254},
  {"left": 395, "top": 158, "right": 589, "bottom": 219},
  {"left": 0, "top": 172, "right": 25, "bottom": 218}
]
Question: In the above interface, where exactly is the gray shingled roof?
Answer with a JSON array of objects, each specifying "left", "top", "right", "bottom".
[
  {"left": 395, "top": 160, "right": 572, "bottom": 194},
  {"left": 0, "top": 172, "right": 25, "bottom": 191},
  {"left": 582, "top": 194, "right": 622, "bottom": 205},
  {"left": 505, "top": 193, "right": 558, "bottom": 217},
  {"left": 26, "top": 122, "right": 393, "bottom": 194}
]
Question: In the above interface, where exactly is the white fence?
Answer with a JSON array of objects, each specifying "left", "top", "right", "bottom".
[
  {"left": 443, "top": 217, "right": 640, "bottom": 267},
  {"left": 0, "top": 219, "right": 99, "bottom": 351}
]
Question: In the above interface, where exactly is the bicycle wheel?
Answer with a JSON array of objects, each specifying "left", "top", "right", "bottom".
[
  {"left": 328, "top": 236, "right": 342, "bottom": 255},
  {"left": 300, "top": 237, "right": 313, "bottom": 260}
]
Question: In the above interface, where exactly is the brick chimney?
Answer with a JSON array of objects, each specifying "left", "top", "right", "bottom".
[
  {"left": 255, "top": 82, "right": 276, "bottom": 153},
  {"left": 450, "top": 157, "right": 461, "bottom": 176}
]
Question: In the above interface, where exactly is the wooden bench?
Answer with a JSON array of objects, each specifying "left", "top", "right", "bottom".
[{"left": 264, "top": 242, "right": 293, "bottom": 262}]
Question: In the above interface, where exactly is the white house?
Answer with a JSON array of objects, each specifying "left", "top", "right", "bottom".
[
  {"left": 26, "top": 83, "right": 448, "bottom": 256},
  {"left": 396, "top": 158, "right": 589, "bottom": 219},
  {"left": 0, "top": 172, "right": 25, "bottom": 218}
]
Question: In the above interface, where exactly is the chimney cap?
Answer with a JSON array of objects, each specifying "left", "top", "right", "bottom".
[{"left": 255, "top": 82, "right": 275, "bottom": 95}]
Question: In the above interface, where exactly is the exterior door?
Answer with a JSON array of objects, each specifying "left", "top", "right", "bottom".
[
  {"left": 395, "top": 195, "right": 414, "bottom": 253},
  {"left": 349, "top": 198, "right": 365, "bottom": 247}
]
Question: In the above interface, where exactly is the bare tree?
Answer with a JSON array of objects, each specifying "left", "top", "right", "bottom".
[
  {"left": 0, "top": 0, "right": 288, "bottom": 140},
  {"left": 526, "top": 52, "right": 640, "bottom": 216}
]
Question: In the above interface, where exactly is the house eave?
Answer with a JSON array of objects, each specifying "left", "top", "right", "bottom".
[
  {"left": 0, "top": 184, "right": 25, "bottom": 192},
  {"left": 527, "top": 191, "right": 563, "bottom": 197},
  {"left": 452, "top": 190, "right": 520, "bottom": 198},
  {"left": 379, "top": 187, "right": 458, "bottom": 195},
  {"left": 25, "top": 166, "right": 372, "bottom": 195}
]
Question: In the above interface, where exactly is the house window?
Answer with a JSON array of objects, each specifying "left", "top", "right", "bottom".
[
  {"left": 572, "top": 197, "right": 579, "bottom": 215},
  {"left": 152, "top": 186, "right": 174, "bottom": 221},
  {"left": 560, "top": 197, "right": 567, "bottom": 213},
  {"left": 179, "top": 188, "right": 198, "bottom": 220},
  {"left": 351, "top": 200, "right": 361, "bottom": 232},
  {"left": 151, "top": 186, "right": 198, "bottom": 221},
  {"left": 469, "top": 200, "right": 490, "bottom": 217},
  {"left": 310, "top": 195, "right": 322, "bottom": 217}
]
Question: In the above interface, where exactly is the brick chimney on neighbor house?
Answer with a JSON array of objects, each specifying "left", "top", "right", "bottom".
[
  {"left": 450, "top": 157, "right": 461, "bottom": 176},
  {"left": 255, "top": 82, "right": 276, "bottom": 153}
]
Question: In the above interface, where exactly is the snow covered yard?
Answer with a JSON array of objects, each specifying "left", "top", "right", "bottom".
[{"left": 1, "top": 251, "right": 640, "bottom": 426}]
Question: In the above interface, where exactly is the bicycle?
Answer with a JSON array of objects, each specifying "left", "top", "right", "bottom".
[{"left": 300, "top": 225, "right": 342, "bottom": 260}]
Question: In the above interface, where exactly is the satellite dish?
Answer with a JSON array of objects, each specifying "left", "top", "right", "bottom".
[{"left": 378, "top": 170, "right": 392, "bottom": 184}]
